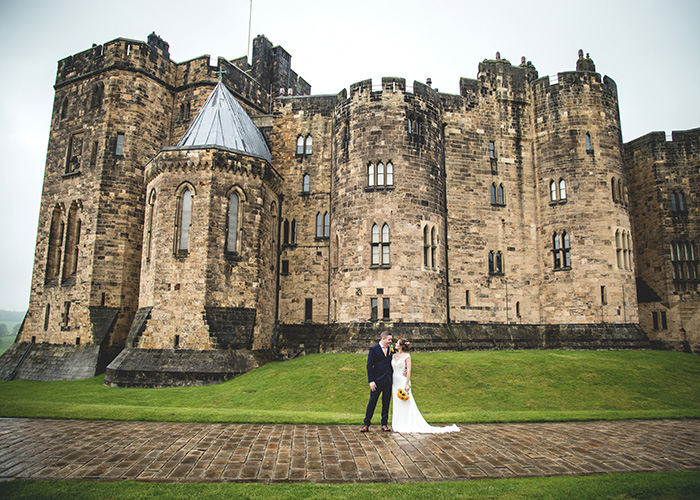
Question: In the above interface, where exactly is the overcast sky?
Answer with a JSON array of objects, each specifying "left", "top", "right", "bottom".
[{"left": 0, "top": 0, "right": 698, "bottom": 312}]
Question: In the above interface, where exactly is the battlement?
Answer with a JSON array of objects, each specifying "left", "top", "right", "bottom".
[
  {"left": 344, "top": 77, "right": 440, "bottom": 104},
  {"left": 56, "top": 34, "right": 177, "bottom": 87},
  {"left": 624, "top": 127, "right": 700, "bottom": 153},
  {"left": 533, "top": 71, "right": 617, "bottom": 96}
]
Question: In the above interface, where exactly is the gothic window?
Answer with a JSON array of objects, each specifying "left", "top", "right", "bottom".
[
  {"left": 553, "top": 231, "right": 571, "bottom": 270},
  {"left": 424, "top": 225, "right": 430, "bottom": 267},
  {"left": 377, "top": 162, "right": 385, "bottom": 186},
  {"left": 585, "top": 132, "right": 592, "bottom": 152},
  {"left": 45, "top": 205, "right": 64, "bottom": 282},
  {"left": 490, "top": 183, "right": 497, "bottom": 205},
  {"left": 488, "top": 251, "right": 504, "bottom": 275},
  {"left": 62, "top": 201, "right": 81, "bottom": 281},
  {"left": 115, "top": 133, "right": 124, "bottom": 156},
  {"left": 302, "top": 174, "right": 310, "bottom": 193},
  {"left": 550, "top": 180, "right": 557, "bottom": 202},
  {"left": 386, "top": 162, "right": 394, "bottom": 186},
  {"left": 296, "top": 136, "right": 304, "bottom": 155},
  {"left": 316, "top": 212, "right": 323, "bottom": 238},
  {"left": 407, "top": 118, "right": 413, "bottom": 135},
  {"left": 291, "top": 219, "right": 297, "bottom": 245},
  {"left": 145, "top": 189, "right": 156, "bottom": 262},
  {"left": 368, "top": 163, "right": 375, "bottom": 187},
  {"left": 491, "top": 183, "right": 505, "bottom": 206},
  {"left": 498, "top": 184, "right": 505, "bottom": 205},
  {"left": 671, "top": 241, "right": 698, "bottom": 282},
  {"left": 616, "top": 229, "right": 633, "bottom": 270},
  {"left": 431, "top": 226, "right": 437, "bottom": 268},
  {"left": 226, "top": 190, "right": 241, "bottom": 253},
  {"left": 324, "top": 212, "right": 330, "bottom": 238},
  {"left": 559, "top": 179, "right": 567, "bottom": 200},
  {"left": 305, "top": 135, "right": 312, "bottom": 155},
  {"left": 371, "top": 223, "right": 390, "bottom": 267},
  {"left": 176, "top": 187, "right": 193, "bottom": 255}
]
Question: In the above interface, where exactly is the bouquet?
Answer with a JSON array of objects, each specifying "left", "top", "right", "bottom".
[{"left": 397, "top": 388, "right": 410, "bottom": 401}]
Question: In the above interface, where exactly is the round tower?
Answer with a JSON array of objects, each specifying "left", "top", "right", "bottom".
[
  {"left": 329, "top": 78, "right": 448, "bottom": 324},
  {"left": 532, "top": 56, "right": 638, "bottom": 324}
]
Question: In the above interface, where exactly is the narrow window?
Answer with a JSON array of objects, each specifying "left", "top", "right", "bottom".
[
  {"left": 559, "top": 179, "right": 567, "bottom": 200},
  {"left": 497, "top": 184, "right": 505, "bottom": 205},
  {"left": 174, "top": 335, "right": 180, "bottom": 348},
  {"left": 281, "top": 260, "right": 289, "bottom": 275},
  {"left": 465, "top": 290, "right": 470, "bottom": 306},
  {"left": 386, "top": 162, "right": 394, "bottom": 186},
  {"left": 371, "top": 223, "right": 380, "bottom": 266},
  {"left": 611, "top": 178, "right": 617, "bottom": 202},
  {"left": 661, "top": 311, "right": 668, "bottom": 330},
  {"left": 671, "top": 192, "right": 678, "bottom": 212},
  {"left": 617, "top": 180, "right": 623, "bottom": 205},
  {"left": 62, "top": 301, "right": 71, "bottom": 329},
  {"left": 178, "top": 189, "right": 192, "bottom": 253},
  {"left": 562, "top": 231, "right": 571, "bottom": 268},
  {"left": 305, "top": 135, "right": 312, "bottom": 155},
  {"left": 616, "top": 230, "right": 623, "bottom": 269},
  {"left": 75, "top": 337, "right": 80, "bottom": 346},
  {"left": 371, "top": 298, "right": 378, "bottom": 321},
  {"left": 46, "top": 206, "right": 64, "bottom": 282},
  {"left": 488, "top": 251, "right": 495, "bottom": 274},
  {"left": 585, "top": 132, "right": 592, "bottom": 151},
  {"left": 490, "top": 183, "right": 497, "bottom": 205},
  {"left": 495, "top": 251, "right": 503, "bottom": 274},
  {"left": 90, "top": 140, "right": 98, "bottom": 166},
  {"left": 423, "top": 225, "right": 430, "bottom": 267},
  {"left": 377, "top": 162, "right": 385, "bottom": 186},
  {"left": 305, "top": 298, "right": 313, "bottom": 322},
  {"left": 115, "top": 133, "right": 124, "bottom": 155},
  {"left": 489, "top": 141, "right": 495, "bottom": 159},
  {"left": 431, "top": 226, "right": 437, "bottom": 269},
  {"left": 60, "top": 99, "right": 69, "bottom": 119},
  {"left": 226, "top": 191, "right": 239, "bottom": 253},
  {"left": 316, "top": 212, "right": 323, "bottom": 238},
  {"left": 622, "top": 232, "right": 629, "bottom": 270},
  {"left": 553, "top": 233, "right": 561, "bottom": 269},
  {"left": 296, "top": 136, "right": 304, "bottom": 155},
  {"left": 283, "top": 219, "right": 290, "bottom": 245},
  {"left": 302, "top": 174, "right": 310, "bottom": 193},
  {"left": 383, "top": 298, "right": 390, "bottom": 320},
  {"left": 291, "top": 220, "right": 297, "bottom": 245},
  {"left": 550, "top": 180, "right": 557, "bottom": 202},
  {"left": 381, "top": 223, "right": 390, "bottom": 265},
  {"left": 62, "top": 202, "right": 81, "bottom": 280},
  {"left": 44, "top": 304, "right": 50, "bottom": 331},
  {"left": 324, "top": 212, "right": 330, "bottom": 238},
  {"left": 652, "top": 311, "right": 659, "bottom": 330},
  {"left": 678, "top": 192, "right": 686, "bottom": 212},
  {"left": 146, "top": 190, "right": 156, "bottom": 261},
  {"left": 368, "top": 163, "right": 375, "bottom": 187},
  {"left": 516, "top": 301, "right": 521, "bottom": 317},
  {"left": 407, "top": 118, "right": 412, "bottom": 135},
  {"left": 601, "top": 286, "right": 607, "bottom": 305}
]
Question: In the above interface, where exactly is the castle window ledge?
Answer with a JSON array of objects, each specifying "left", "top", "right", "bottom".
[
  {"left": 61, "top": 276, "right": 76, "bottom": 287},
  {"left": 488, "top": 272, "right": 505, "bottom": 276},
  {"left": 44, "top": 279, "right": 59, "bottom": 288},
  {"left": 491, "top": 203, "right": 506, "bottom": 208},
  {"left": 62, "top": 170, "right": 81, "bottom": 179},
  {"left": 364, "top": 186, "right": 394, "bottom": 193},
  {"left": 314, "top": 236, "right": 330, "bottom": 242},
  {"left": 282, "top": 243, "right": 297, "bottom": 249},
  {"left": 175, "top": 250, "right": 190, "bottom": 259},
  {"left": 370, "top": 264, "right": 391, "bottom": 270},
  {"left": 224, "top": 252, "right": 242, "bottom": 262},
  {"left": 553, "top": 266, "right": 572, "bottom": 272},
  {"left": 549, "top": 199, "right": 567, "bottom": 206}
]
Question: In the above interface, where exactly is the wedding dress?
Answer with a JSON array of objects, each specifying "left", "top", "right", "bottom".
[{"left": 391, "top": 355, "right": 460, "bottom": 434}]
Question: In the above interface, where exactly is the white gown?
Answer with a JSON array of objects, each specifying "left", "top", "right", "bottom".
[{"left": 391, "top": 355, "right": 460, "bottom": 434}]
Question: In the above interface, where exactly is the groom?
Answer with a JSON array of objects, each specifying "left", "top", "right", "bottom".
[{"left": 361, "top": 331, "right": 393, "bottom": 432}]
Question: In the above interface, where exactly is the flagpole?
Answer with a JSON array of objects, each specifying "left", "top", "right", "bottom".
[{"left": 247, "top": 0, "right": 253, "bottom": 62}]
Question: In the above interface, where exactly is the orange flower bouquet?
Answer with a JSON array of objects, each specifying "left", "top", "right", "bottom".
[{"left": 397, "top": 388, "right": 410, "bottom": 401}]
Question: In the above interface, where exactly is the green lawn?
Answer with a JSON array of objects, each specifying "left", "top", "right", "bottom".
[
  {"left": 1, "top": 472, "right": 699, "bottom": 500},
  {"left": 0, "top": 350, "right": 698, "bottom": 424}
]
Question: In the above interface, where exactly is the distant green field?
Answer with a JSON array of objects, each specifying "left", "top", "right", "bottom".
[{"left": 0, "top": 350, "right": 698, "bottom": 424}]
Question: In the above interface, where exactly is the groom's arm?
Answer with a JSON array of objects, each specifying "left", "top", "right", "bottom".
[{"left": 367, "top": 348, "right": 377, "bottom": 391}]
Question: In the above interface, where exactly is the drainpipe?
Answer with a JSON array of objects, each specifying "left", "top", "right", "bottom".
[{"left": 272, "top": 194, "right": 283, "bottom": 358}]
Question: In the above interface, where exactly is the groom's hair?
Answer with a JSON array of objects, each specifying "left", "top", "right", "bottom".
[{"left": 380, "top": 331, "right": 391, "bottom": 339}]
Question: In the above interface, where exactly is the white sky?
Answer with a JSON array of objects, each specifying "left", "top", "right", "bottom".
[{"left": 0, "top": 0, "right": 698, "bottom": 312}]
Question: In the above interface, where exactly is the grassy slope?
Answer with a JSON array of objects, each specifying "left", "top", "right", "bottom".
[
  {"left": 0, "top": 350, "right": 698, "bottom": 424},
  {"left": 1, "top": 472, "right": 699, "bottom": 500}
]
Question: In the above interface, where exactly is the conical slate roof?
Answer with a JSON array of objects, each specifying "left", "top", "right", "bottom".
[{"left": 172, "top": 81, "right": 271, "bottom": 163}]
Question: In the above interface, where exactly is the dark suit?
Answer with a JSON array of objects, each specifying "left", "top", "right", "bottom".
[{"left": 363, "top": 343, "right": 393, "bottom": 427}]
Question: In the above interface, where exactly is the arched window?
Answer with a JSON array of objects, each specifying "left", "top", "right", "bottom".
[
  {"left": 226, "top": 191, "right": 240, "bottom": 253},
  {"left": 62, "top": 201, "right": 81, "bottom": 281},
  {"left": 45, "top": 205, "right": 64, "bottom": 282},
  {"left": 617, "top": 180, "right": 623, "bottom": 204},
  {"left": 371, "top": 224, "right": 380, "bottom": 266},
  {"left": 283, "top": 219, "right": 290, "bottom": 245},
  {"left": 368, "top": 163, "right": 375, "bottom": 187},
  {"left": 497, "top": 184, "right": 505, "bottom": 205},
  {"left": 495, "top": 251, "right": 503, "bottom": 274},
  {"left": 611, "top": 178, "right": 617, "bottom": 202},
  {"left": 490, "top": 183, "right": 497, "bottom": 205},
  {"left": 678, "top": 192, "right": 686, "bottom": 211},
  {"left": 616, "top": 230, "right": 623, "bottom": 269},
  {"left": 585, "top": 132, "right": 592, "bottom": 151},
  {"left": 550, "top": 180, "right": 557, "bottom": 202},
  {"left": 291, "top": 219, "right": 297, "bottom": 245},
  {"left": 324, "top": 212, "right": 330, "bottom": 238},
  {"left": 559, "top": 179, "right": 567, "bottom": 200},
  {"left": 386, "top": 161, "right": 394, "bottom": 186},
  {"left": 302, "top": 174, "right": 310, "bottom": 193},
  {"left": 296, "top": 136, "right": 304, "bottom": 155},
  {"left": 316, "top": 212, "right": 323, "bottom": 238},
  {"left": 562, "top": 231, "right": 571, "bottom": 268},
  {"left": 553, "top": 233, "right": 561, "bottom": 269},
  {"left": 553, "top": 232, "right": 571, "bottom": 269},
  {"left": 382, "top": 224, "right": 390, "bottom": 265},
  {"left": 407, "top": 118, "right": 413, "bottom": 134},
  {"left": 423, "top": 225, "right": 430, "bottom": 267},
  {"left": 145, "top": 189, "right": 156, "bottom": 262},
  {"left": 488, "top": 251, "right": 495, "bottom": 274},
  {"left": 377, "top": 162, "right": 385, "bottom": 186},
  {"left": 305, "top": 135, "right": 312, "bottom": 155},
  {"left": 177, "top": 188, "right": 193, "bottom": 254},
  {"left": 627, "top": 233, "right": 633, "bottom": 271},
  {"left": 430, "top": 226, "right": 437, "bottom": 269}
]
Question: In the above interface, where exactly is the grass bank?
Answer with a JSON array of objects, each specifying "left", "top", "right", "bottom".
[
  {"left": 1, "top": 472, "right": 699, "bottom": 500},
  {"left": 0, "top": 350, "right": 698, "bottom": 424}
]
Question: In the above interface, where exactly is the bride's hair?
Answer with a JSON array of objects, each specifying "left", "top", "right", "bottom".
[{"left": 397, "top": 338, "right": 411, "bottom": 351}]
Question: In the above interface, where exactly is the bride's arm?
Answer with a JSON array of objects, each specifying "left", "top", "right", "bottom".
[{"left": 404, "top": 355, "right": 411, "bottom": 392}]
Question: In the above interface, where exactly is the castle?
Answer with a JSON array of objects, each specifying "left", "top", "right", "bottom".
[{"left": 0, "top": 33, "right": 697, "bottom": 386}]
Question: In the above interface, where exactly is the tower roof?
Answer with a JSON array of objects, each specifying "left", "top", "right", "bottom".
[{"left": 170, "top": 81, "right": 271, "bottom": 163}]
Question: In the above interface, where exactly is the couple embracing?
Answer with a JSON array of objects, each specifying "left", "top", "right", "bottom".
[{"left": 361, "top": 331, "right": 459, "bottom": 434}]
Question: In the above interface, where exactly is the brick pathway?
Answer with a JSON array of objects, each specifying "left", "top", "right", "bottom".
[{"left": 0, "top": 418, "right": 698, "bottom": 483}]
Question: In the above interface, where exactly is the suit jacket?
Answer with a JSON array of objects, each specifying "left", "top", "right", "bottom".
[{"left": 367, "top": 343, "right": 393, "bottom": 386}]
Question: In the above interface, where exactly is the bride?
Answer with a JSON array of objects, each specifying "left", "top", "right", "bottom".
[{"left": 391, "top": 338, "right": 460, "bottom": 434}]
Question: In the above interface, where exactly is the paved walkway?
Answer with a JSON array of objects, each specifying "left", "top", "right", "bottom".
[{"left": 0, "top": 418, "right": 698, "bottom": 483}]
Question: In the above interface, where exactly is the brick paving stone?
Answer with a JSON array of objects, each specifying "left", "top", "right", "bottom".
[{"left": 0, "top": 418, "right": 699, "bottom": 483}]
